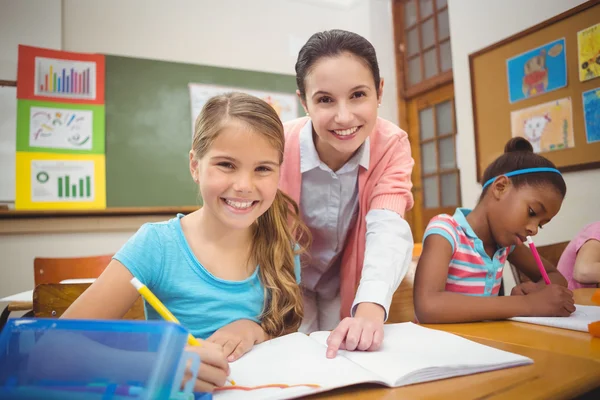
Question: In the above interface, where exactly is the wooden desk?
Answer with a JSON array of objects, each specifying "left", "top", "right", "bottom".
[
  {"left": 574, "top": 288, "right": 598, "bottom": 305},
  {"left": 312, "top": 337, "right": 600, "bottom": 399},
  {"left": 423, "top": 288, "right": 600, "bottom": 362}
]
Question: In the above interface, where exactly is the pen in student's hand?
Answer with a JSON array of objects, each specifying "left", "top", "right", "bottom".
[
  {"left": 525, "top": 236, "right": 551, "bottom": 285},
  {"left": 129, "top": 277, "right": 236, "bottom": 385}
]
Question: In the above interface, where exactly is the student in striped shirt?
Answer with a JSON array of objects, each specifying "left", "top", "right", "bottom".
[{"left": 414, "top": 137, "right": 575, "bottom": 323}]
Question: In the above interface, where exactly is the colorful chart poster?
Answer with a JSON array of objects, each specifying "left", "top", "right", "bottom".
[
  {"left": 15, "top": 152, "right": 106, "bottom": 210},
  {"left": 582, "top": 87, "right": 600, "bottom": 144},
  {"left": 15, "top": 46, "right": 106, "bottom": 210},
  {"left": 506, "top": 38, "right": 567, "bottom": 104},
  {"left": 510, "top": 97, "right": 574, "bottom": 153},
  {"left": 17, "top": 100, "right": 105, "bottom": 153},
  {"left": 577, "top": 23, "right": 600, "bottom": 82},
  {"left": 17, "top": 45, "right": 105, "bottom": 104},
  {"left": 189, "top": 83, "right": 298, "bottom": 135}
]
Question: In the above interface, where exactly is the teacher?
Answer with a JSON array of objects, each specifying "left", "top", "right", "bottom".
[{"left": 280, "top": 29, "right": 415, "bottom": 358}]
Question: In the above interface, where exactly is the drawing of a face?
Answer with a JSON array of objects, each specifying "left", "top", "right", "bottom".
[
  {"left": 524, "top": 52, "right": 546, "bottom": 75},
  {"left": 523, "top": 114, "right": 550, "bottom": 153},
  {"left": 523, "top": 115, "right": 550, "bottom": 141}
]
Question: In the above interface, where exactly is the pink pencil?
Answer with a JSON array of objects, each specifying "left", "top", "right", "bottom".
[{"left": 525, "top": 236, "right": 551, "bottom": 285}]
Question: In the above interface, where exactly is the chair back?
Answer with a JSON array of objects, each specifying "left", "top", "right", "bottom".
[
  {"left": 33, "top": 283, "right": 144, "bottom": 320},
  {"left": 34, "top": 255, "right": 112, "bottom": 285}
]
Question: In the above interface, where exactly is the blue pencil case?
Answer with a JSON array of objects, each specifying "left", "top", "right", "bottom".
[{"left": 0, "top": 318, "right": 209, "bottom": 400}]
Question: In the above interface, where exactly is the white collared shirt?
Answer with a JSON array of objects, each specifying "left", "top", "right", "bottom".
[{"left": 299, "top": 121, "right": 413, "bottom": 318}]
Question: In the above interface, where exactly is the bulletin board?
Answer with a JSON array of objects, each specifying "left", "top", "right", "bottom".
[{"left": 469, "top": 0, "right": 600, "bottom": 181}]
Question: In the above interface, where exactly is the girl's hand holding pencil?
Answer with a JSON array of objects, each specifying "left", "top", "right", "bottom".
[
  {"left": 524, "top": 284, "right": 576, "bottom": 317},
  {"left": 184, "top": 341, "right": 231, "bottom": 392},
  {"left": 129, "top": 277, "right": 236, "bottom": 390}
]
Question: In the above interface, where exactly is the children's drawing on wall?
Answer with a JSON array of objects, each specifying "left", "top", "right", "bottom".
[
  {"left": 582, "top": 88, "right": 600, "bottom": 144},
  {"left": 578, "top": 23, "right": 600, "bottom": 82},
  {"left": 506, "top": 38, "right": 567, "bottom": 104},
  {"left": 510, "top": 98, "right": 574, "bottom": 153}
]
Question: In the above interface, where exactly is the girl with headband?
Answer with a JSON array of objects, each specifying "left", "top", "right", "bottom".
[{"left": 413, "top": 137, "right": 574, "bottom": 323}]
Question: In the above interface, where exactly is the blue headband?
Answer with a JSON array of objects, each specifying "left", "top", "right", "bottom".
[{"left": 482, "top": 167, "right": 561, "bottom": 189}]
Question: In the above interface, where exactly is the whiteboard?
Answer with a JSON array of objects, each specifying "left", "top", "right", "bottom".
[{"left": 0, "top": 86, "right": 16, "bottom": 202}]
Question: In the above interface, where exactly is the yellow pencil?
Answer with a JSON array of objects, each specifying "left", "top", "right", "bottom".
[{"left": 130, "top": 277, "right": 236, "bottom": 385}]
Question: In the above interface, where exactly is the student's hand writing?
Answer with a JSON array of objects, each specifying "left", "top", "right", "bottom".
[
  {"left": 325, "top": 302, "right": 385, "bottom": 359},
  {"left": 183, "top": 341, "right": 229, "bottom": 392},
  {"left": 511, "top": 281, "right": 545, "bottom": 296},
  {"left": 526, "top": 284, "right": 576, "bottom": 317},
  {"left": 207, "top": 319, "right": 268, "bottom": 362}
]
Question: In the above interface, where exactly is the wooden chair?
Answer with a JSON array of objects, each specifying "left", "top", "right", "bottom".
[
  {"left": 1, "top": 255, "right": 115, "bottom": 332},
  {"left": 33, "top": 283, "right": 145, "bottom": 320},
  {"left": 387, "top": 243, "right": 422, "bottom": 323},
  {"left": 34, "top": 254, "right": 113, "bottom": 285}
]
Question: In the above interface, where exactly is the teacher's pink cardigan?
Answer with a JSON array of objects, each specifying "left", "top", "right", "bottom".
[{"left": 280, "top": 117, "right": 415, "bottom": 318}]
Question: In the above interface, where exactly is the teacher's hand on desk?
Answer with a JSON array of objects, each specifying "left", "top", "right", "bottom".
[{"left": 325, "top": 302, "right": 385, "bottom": 358}]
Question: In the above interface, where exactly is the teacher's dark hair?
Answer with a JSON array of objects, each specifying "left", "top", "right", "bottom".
[{"left": 295, "top": 29, "right": 381, "bottom": 99}]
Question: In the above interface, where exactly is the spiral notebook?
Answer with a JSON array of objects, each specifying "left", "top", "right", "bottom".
[
  {"left": 510, "top": 304, "right": 600, "bottom": 332},
  {"left": 214, "top": 322, "right": 532, "bottom": 400}
]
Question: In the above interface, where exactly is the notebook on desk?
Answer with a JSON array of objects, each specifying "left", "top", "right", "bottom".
[
  {"left": 214, "top": 322, "right": 532, "bottom": 400},
  {"left": 510, "top": 304, "right": 600, "bottom": 332}
]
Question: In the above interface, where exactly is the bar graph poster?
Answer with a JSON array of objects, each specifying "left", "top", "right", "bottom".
[
  {"left": 15, "top": 45, "right": 106, "bottom": 210},
  {"left": 17, "top": 45, "right": 104, "bottom": 104},
  {"left": 15, "top": 152, "right": 106, "bottom": 210},
  {"left": 31, "top": 160, "right": 94, "bottom": 202},
  {"left": 16, "top": 100, "right": 105, "bottom": 154},
  {"left": 189, "top": 83, "right": 298, "bottom": 135},
  {"left": 34, "top": 57, "right": 97, "bottom": 100}
]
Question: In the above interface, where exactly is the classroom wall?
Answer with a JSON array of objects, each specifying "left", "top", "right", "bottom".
[
  {"left": 448, "top": 0, "right": 600, "bottom": 247},
  {"left": 0, "top": 0, "right": 62, "bottom": 203},
  {"left": 0, "top": 0, "right": 399, "bottom": 299},
  {"left": 61, "top": 0, "right": 400, "bottom": 125}
]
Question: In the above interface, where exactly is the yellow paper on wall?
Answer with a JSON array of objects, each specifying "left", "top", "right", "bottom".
[{"left": 15, "top": 152, "right": 106, "bottom": 210}]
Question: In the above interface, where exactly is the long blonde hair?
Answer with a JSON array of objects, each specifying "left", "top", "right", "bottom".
[{"left": 192, "top": 92, "right": 310, "bottom": 337}]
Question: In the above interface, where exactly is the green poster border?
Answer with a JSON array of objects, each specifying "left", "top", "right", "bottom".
[{"left": 17, "top": 99, "right": 105, "bottom": 154}]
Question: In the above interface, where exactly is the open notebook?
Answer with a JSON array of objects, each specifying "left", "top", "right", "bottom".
[
  {"left": 510, "top": 304, "right": 600, "bottom": 332},
  {"left": 214, "top": 323, "right": 532, "bottom": 400}
]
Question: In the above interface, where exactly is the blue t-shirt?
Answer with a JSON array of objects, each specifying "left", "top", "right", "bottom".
[{"left": 114, "top": 214, "right": 301, "bottom": 339}]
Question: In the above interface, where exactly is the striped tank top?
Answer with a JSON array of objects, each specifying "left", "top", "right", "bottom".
[{"left": 423, "top": 208, "right": 513, "bottom": 296}]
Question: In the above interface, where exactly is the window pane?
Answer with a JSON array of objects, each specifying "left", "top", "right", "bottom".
[
  {"left": 408, "top": 57, "right": 422, "bottom": 85},
  {"left": 421, "top": 141, "right": 437, "bottom": 174},
  {"left": 419, "top": 0, "right": 433, "bottom": 18},
  {"left": 441, "top": 173, "right": 458, "bottom": 207},
  {"left": 424, "top": 48, "right": 437, "bottom": 79},
  {"left": 419, "top": 107, "right": 435, "bottom": 140},
  {"left": 440, "top": 40, "right": 452, "bottom": 71},
  {"left": 436, "top": 100, "right": 453, "bottom": 135},
  {"left": 424, "top": 176, "right": 439, "bottom": 208},
  {"left": 436, "top": 0, "right": 447, "bottom": 9},
  {"left": 405, "top": 0, "right": 417, "bottom": 27},
  {"left": 406, "top": 28, "right": 419, "bottom": 57},
  {"left": 421, "top": 18, "right": 435, "bottom": 49},
  {"left": 439, "top": 137, "right": 456, "bottom": 170},
  {"left": 437, "top": 9, "right": 450, "bottom": 40}
]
